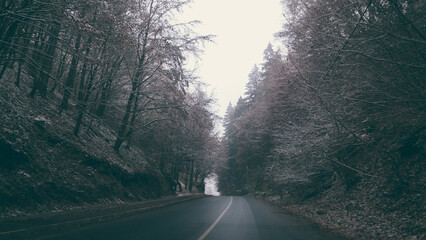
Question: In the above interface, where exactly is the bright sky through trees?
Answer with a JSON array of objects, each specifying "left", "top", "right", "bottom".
[{"left": 179, "top": 0, "right": 283, "bottom": 118}]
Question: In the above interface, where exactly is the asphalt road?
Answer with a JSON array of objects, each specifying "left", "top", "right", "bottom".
[{"left": 43, "top": 196, "right": 346, "bottom": 240}]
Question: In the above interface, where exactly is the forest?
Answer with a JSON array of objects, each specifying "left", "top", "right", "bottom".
[
  {"left": 0, "top": 0, "right": 218, "bottom": 212},
  {"left": 0, "top": 0, "right": 424, "bottom": 239},
  {"left": 217, "top": 0, "right": 424, "bottom": 239}
]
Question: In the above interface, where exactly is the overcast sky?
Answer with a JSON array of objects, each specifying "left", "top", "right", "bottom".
[{"left": 178, "top": 0, "right": 283, "bottom": 121}]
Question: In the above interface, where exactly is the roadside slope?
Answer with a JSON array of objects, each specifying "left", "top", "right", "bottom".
[{"left": 0, "top": 79, "right": 173, "bottom": 217}]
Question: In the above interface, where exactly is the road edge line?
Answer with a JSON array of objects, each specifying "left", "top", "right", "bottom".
[
  {"left": 197, "top": 196, "right": 233, "bottom": 240},
  {"left": 0, "top": 194, "right": 206, "bottom": 239}
]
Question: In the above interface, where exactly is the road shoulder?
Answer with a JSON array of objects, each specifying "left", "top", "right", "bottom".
[
  {"left": 0, "top": 194, "right": 206, "bottom": 240},
  {"left": 248, "top": 195, "right": 348, "bottom": 240}
]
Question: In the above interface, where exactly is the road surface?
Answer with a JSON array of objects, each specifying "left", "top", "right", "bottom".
[{"left": 43, "top": 196, "right": 345, "bottom": 240}]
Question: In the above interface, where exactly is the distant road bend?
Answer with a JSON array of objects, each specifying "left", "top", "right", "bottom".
[{"left": 43, "top": 196, "right": 345, "bottom": 240}]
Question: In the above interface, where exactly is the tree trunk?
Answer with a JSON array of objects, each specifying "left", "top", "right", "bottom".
[
  {"left": 15, "top": 24, "right": 32, "bottom": 87},
  {"left": 114, "top": 55, "right": 142, "bottom": 151},
  {"left": 15, "top": 61, "right": 22, "bottom": 87},
  {"left": 176, "top": 171, "right": 182, "bottom": 192},
  {"left": 114, "top": 87, "right": 136, "bottom": 152},
  {"left": 95, "top": 56, "right": 122, "bottom": 117},
  {"left": 59, "top": 34, "right": 81, "bottom": 112},
  {"left": 0, "top": 21, "right": 19, "bottom": 80},
  {"left": 73, "top": 37, "right": 93, "bottom": 136},
  {"left": 184, "top": 163, "right": 189, "bottom": 190},
  {"left": 37, "top": 22, "right": 60, "bottom": 98},
  {"left": 74, "top": 63, "right": 97, "bottom": 136},
  {"left": 189, "top": 160, "right": 194, "bottom": 192},
  {"left": 51, "top": 51, "right": 68, "bottom": 92},
  {"left": 29, "top": 31, "right": 44, "bottom": 97}
]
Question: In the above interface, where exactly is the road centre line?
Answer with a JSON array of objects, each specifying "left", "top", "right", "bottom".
[{"left": 197, "top": 196, "right": 233, "bottom": 240}]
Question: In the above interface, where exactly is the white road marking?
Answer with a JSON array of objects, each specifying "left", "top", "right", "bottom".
[
  {"left": 0, "top": 197, "right": 203, "bottom": 236},
  {"left": 197, "top": 196, "right": 233, "bottom": 240}
]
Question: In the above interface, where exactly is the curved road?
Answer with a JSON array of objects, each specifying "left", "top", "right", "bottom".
[{"left": 44, "top": 196, "right": 345, "bottom": 240}]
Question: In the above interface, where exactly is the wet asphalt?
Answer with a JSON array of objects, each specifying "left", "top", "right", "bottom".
[{"left": 44, "top": 196, "right": 346, "bottom": 240}]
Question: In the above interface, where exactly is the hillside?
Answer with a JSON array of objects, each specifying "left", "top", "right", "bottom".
[
  {"left": 1, "top": 1, "right": 424, "bottom": 239},
  {"left": 0, "top": 0, "right": 217, "bottom": 218},
  {"left": 0, "top": 79, "right": 173, "bottom": 217},
  {"left": 217, "top": 1, "right": 425, "bottom": 239}
]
